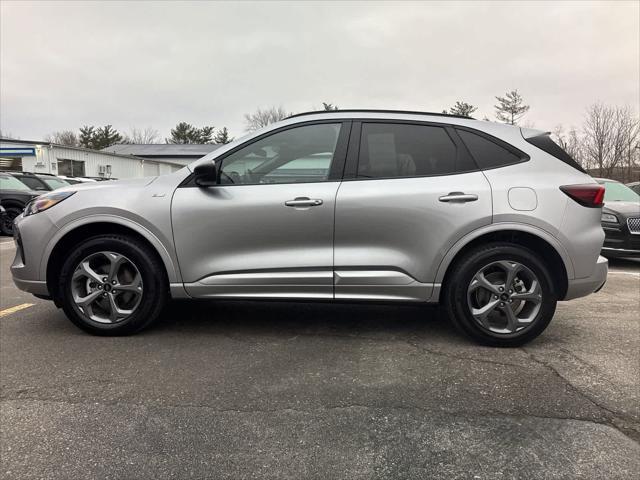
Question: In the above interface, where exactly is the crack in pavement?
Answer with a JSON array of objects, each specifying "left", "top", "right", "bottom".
[
  {"left": 1, "top": 395, "right": 638, "bottom": 441},
  {"left": 521, "top": 346, "right": 639, "bottom": 443}
]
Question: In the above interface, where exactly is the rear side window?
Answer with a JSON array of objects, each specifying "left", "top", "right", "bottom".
[
  {"left": 357, "top": 123, "right": 475, "bottom": 179},
  {"left": 457, "top": 129, "right": 524, "bottom": 169},
  {"left": 524, "top": 134, "right": 586, "bottom": 173}
]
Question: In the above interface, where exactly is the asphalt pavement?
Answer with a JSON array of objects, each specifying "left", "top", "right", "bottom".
[{"left": 1, "top": 236, "right": 638, "bottom": 479}]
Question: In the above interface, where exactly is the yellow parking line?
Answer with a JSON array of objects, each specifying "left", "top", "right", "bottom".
[{"left": 0, "top": 303, "right": 35, "bottom": 318}]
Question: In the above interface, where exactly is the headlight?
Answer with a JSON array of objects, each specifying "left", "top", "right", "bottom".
[
  {"left": 24, "top": 191, "right": 76, "bottom": 216},
  {"left": 601, "top": 213, "right": 618, "bottom": 223}
]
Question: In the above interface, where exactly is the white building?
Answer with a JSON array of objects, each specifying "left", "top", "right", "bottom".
[
  {"left": 101, "top": 144, "right": 220, "bottom": 173},
  {"left": 0, "top": 138, "right": 173, "bottom": 179}
]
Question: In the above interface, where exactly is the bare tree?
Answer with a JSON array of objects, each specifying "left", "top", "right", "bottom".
[
  {"left": 612, "top": 106, "right": 639, "bottom": 182},
  {"left": 494, "top": 89, "right": 530, "bottom": 125},
  {"left": 583, "top": 103, "right": 619, "bottom": 178},
  {"left": 244, "top": 106, "right": 291, "bottom": 132},
  {"left": 124, "top": 127, "right": 160, "bottom": 144},
  {"left": 553, "top": 125, "right": 585, "bottom": 168},
  {"left": 45, "top": 130, "right": 78, "bottom": 146}
]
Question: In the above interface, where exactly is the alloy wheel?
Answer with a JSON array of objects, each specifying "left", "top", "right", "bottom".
[
  {"left": 70, "top": 251, "right": 143, "bottom": 324},
  {"left": 467, "top": 260, "right": 543, "bottom": 335}
]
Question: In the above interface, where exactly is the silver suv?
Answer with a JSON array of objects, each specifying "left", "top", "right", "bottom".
[{"left": 11, "top": 110, "right": 608, "bottom": 346}]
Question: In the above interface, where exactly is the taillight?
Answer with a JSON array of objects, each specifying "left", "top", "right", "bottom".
[{"left": 560, "top": 184, "right": 605, "bottom": 208}]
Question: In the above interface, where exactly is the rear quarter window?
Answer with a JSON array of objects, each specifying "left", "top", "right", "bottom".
[{"left": 456, "top": 128, "right": 526, "bottom": 170}]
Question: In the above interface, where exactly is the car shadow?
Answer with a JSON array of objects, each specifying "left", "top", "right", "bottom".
[{"left": 151, "top": 298, "right": 464, "bottom": 343}]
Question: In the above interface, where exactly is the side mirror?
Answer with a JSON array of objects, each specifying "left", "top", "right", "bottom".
[{"left": 194, "top": 162, "right": 219, "bottom": 187}]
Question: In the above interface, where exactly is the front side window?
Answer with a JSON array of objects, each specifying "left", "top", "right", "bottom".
[
  {"left": 15, "top": 176, "right": 47, "bottom": 191},
  {"left": 219, "top": 123, "right": 342, "bottom": 185},
  {"left": 357, "top": 123, "right": 471, "bottom": 179}
]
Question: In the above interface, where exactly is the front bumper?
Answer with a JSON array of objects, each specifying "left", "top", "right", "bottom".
[
  {"left": 563, "top": 255, "right": 608, "bottom": 301},
  {"left": 10, "top": 213, "right": 57, "bottom": 298},
  {"left": 601, "top": 222, "right": 640, "bottom": 256}
]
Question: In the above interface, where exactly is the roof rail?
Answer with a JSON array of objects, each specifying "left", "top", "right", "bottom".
[{"left": 285, "top": 109, "right": 474, "bottom": 120}]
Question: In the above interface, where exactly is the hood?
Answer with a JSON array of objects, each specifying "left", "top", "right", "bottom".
[
  {"left": 603, "top": 201, "right": 640, "bottom": 217},
  {"left": 57, "top": 176, "right": 158, "bottom": 194}
]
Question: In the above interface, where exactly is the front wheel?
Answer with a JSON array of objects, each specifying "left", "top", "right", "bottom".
[
  {"left": 59, "top": 234, "right": 167, "bottom": 335},
  {"left": 1, "top": 206, "right": 23, "bottom": 235},
  {"left": 443, "top": 243, "right": 557, "bottom": 347}
]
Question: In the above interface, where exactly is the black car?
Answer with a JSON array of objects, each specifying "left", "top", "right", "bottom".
[
  {"left": 0, "top": 173, "right": 40, "bottom": 235},
  {"left": 1, "top": 171, "right": 70, "bottom": 192},
  {"left": 597, "top": 178, "right": 640, "bottom": 257}
]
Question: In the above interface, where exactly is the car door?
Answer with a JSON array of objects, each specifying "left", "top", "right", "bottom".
[
  {"left": 334, "top": 121, "right": 492, "bottom": 301},
  {"left": 172, "top": 121, "right": 351, "bottom": 299}
]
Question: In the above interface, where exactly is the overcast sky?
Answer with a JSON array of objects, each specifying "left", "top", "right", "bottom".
[{"left": 1, "top": 1, "right": 638, "bottom": 141}]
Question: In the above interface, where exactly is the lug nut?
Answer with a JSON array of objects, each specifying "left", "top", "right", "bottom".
[
  {"left": 508, "top": 290, "right": 513, "bottom": 294},
  {"left": 98, "top": 285, "right": 103, "bottom": 290},
  {"left": 102, "top": 277, "right": 108, "bottom": 282},
  {"left": 112, "top": 290, "right": 117, "bottom": 294},
  {"left": 499, "top": 287, "right": 504, "bottom": 292},
  {"left": 509, "top": 299, "right": 513, "bottom": 303},
  {"left": 500, "top": 302, "right": 505, "bottom": 307},
  {"left": 103, "top": 292, "right": 108, "bottom": 297},
  {"left": 494, "top": 295, "right": 499, "bottom": 299},
  {"left": 112, "top": 280, "right": 117, "bottom": 285}
]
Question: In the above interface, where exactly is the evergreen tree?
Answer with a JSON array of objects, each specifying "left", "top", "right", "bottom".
[
  {"left": 494, "top": 90, "right": 530, "bottom": 125},
  {"left": 448, "top": 101, "right": 477, "bottom": 117},
  {"left": 79, "top": 126, "right": 95, "bottom": 148},
  {"left": 214, "top": 127, "right": 233, "bottom": 144},
  {"left": 92, "top": 125, "right": 122, "bottom": 149}
]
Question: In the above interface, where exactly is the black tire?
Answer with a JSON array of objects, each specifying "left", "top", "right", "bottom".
[
  {"left": 443, "top": 242, "right": 557, "bottom": 347},
  {"left": 1, "top": 206, "right": 23, "bottom": 236},
  {"left": 59, "top": 234, "right": 167, "bottom": 335}
]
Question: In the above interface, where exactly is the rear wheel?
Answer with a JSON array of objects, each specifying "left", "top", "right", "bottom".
[
  {"left": 59, "top": 234, "right": 167, "bottom": 335},
  {"left": 443, "top": 243, "right": 557, "bottom": 347}
]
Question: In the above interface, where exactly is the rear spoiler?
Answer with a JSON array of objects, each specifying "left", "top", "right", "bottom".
[{"left": 520, "top": 127, "right": 549, "bottom": 139}]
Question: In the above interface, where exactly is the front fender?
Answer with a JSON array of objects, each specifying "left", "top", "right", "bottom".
[{"left": 39, "top": 214, "right": 181, "bottom": 283}]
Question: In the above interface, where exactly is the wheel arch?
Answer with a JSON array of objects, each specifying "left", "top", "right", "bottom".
[
  {"left": 435, "top": 224, "right": 572, "bottom": 302},
  {"left": 44, "top": 217, "right": 179, "bottom": 304}
]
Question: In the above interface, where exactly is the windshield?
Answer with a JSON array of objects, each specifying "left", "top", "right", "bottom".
[
  {"left": 0, "top": 175, "right": 31, "bottom": 191},
  {"left": 42, "top": 177, "right": 70, "bottom": 190},
  {"left": 602, "top": 181, "right": 640, "bottom": 203}
]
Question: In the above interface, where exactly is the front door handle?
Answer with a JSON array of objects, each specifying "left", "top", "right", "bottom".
[
  {"left": 285, "top": 197, "right": 323, "bottom": 207},
  {"left": 438, "top": 192, "right": 479, "bottom": 203}
]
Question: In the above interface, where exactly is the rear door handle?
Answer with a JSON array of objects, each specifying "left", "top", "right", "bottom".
[
  {"left": 438, "top": 192, "right": 479, "bottom": 203},
  {"left": 285, "top": 197, "right": 323, "bottom": 207}
]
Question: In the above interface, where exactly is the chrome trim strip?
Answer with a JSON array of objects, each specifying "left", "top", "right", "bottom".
[{"left": 602, "top": 247, "right": 640, "bottom": 254}]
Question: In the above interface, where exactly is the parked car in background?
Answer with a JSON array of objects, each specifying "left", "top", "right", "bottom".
[
  {"left": 10, "top": 110, "right": 608, "bottom": 346},
  {"left": 627, "top": 181, "right": 640, "bottom": 195},
  {"left": 597, "top": 178, "right": 640, "bottom": 257},
  {"left": 0, "top": 173, "right": 41, "bottom": 235},
  {"left": 1, "top": 171, "right": 70, "bottom": 191},
  {"left": 57, "top": 176, "right": 99, "bottom": 185}
]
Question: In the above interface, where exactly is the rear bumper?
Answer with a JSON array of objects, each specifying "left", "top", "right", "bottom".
[{"left": 563, "top": 255, "right": 608, "bottom": 301}]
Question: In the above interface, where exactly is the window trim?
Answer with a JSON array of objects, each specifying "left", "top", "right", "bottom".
[
  {"left": 180, "top": 120, "right": 352, "bottom": 188},
  {"left": 453, "top": 126, "right": 530, "bottom": 171},
  {"left": 343, "top": 119, "right": 480, "bottom": 182}
]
